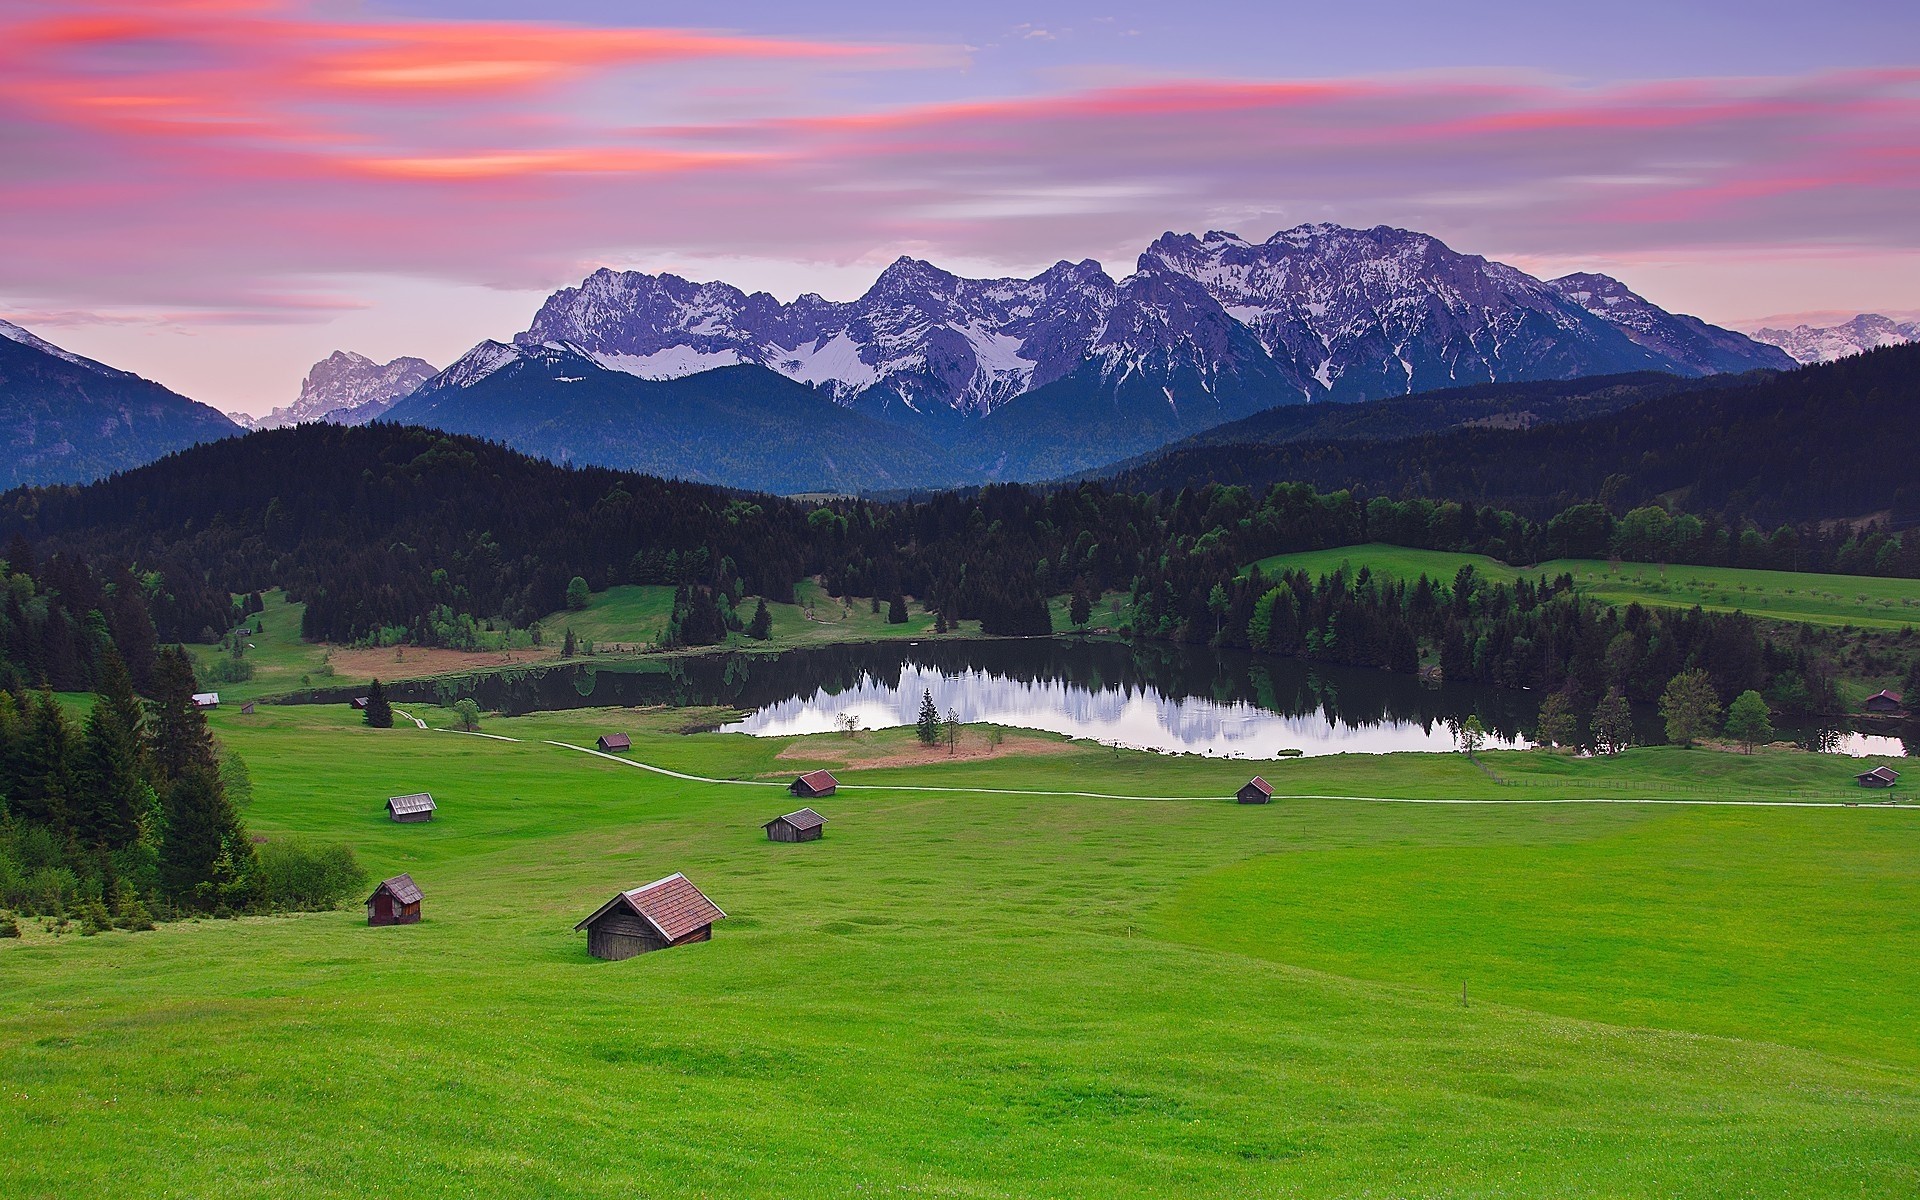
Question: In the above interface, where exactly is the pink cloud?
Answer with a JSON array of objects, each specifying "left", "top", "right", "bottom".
[{"left": 0, "top": 0, "right": 1915, "bottom": 331}]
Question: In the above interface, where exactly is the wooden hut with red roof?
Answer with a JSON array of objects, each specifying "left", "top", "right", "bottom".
[
  {"left": 1864, "top": 690, "right": 1904, "bottom": 715},
  {"left": 789, "top": 769, "right": 839, "bottom": 798},
  {"left": 1237, "top": 776, "right": 1275, "bottom": 804},
  {"left": 575, "top": 873, "right": 726, "bottom": 960}
]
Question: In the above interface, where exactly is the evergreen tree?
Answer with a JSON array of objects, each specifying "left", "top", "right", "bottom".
[
  {"left": 934, "top": 611, "right": 948, "bottom": 635},
  {"left": 13, "top": 690, "right": 77, "bottom": 833},
  {"left": 1902, "top": 658, "right": 1920, "bottom": 709},
  {"left": 76, "top": 683, "right": 148, "bottom": 851},
  {"left": 565, "top": 576, "right": 591, "bottom": 611},
  {"left": 563, "top": 626, "right": 577, "bottom": 657},
  {"left": 1725, "top": 690, "right": 1774, "bottom": 753},
  {"left": 1594, "top": 688, "right": 1635, "bottom": 755},
  {"left": 887, "top": 594, "right": 908, "bottom": 624},
  {"left": 1659, "top": 669, "right": 1722, "bottom": 748},
  {"left": 1069, "top": 590, "right": 1092, "bottom": 628},
  {"left": 150, "top": 646, "right": 215, "bottom": 782},
  {"left": 363, "top": 678, "right": 394, "bottom": 729},
  {"left": 747, "top": 598, "right": 771, "bottom": 641},
  {"left": 158, "top": 765, "right": 255, "bottom": 909},
  {"left": 915, "top": 689, "right": 940, "bottom": 746}
]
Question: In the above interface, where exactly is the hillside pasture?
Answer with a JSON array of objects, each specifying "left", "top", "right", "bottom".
[
  {"left": 1250, "top": 543, "right": 1920, "bottom": 629},
  {"left": 3, "top": 705, "right": 1918, "bottom": 1197}
]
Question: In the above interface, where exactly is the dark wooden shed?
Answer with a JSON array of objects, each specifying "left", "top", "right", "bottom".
[
  {"left": 790, "top": 769, "right": 839, "bottom": 798},
  {"left": 240, "top": 701, "right": 256, "bottom": 715},
  {"left": 367, "top": 874, "right": 423, "bottom": 926},
  {"left": 596, "top": 733, "right": 632, "bottom": 752},
  {"left": 1856, "top": 766, "right": 1901, "bottom": 788},
  {"left": 765, "top": 807, "right": 827, "bottom": 842},
  {"left": 387, "top": 792, "right": 436, "bottom": 822},
  {"left": 350, "top": 696, "right": 370, "bottom": 711},
  {"left": 1864, "top": 690, "right": 1904, "bottom": 715},
  {"left": 575, "top": 873, "right": 726, "bottom": 960},
  {"left": 1237, "top": 776, "right": 1275, "bottom": 804}
]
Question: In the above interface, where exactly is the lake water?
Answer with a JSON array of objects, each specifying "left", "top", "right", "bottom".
[{"left": 343, "top": 637, "right": 1911, "bottom": 758}]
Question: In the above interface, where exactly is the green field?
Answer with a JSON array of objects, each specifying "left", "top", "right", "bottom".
[
  {"left": 4, "top": 702, "right": 1918, "bottom": 1197},
  {"left": 1250, "top": 543, "right": 1920, "bottom": 630}
]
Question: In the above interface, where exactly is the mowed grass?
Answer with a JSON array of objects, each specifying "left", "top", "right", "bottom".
[
  {"left": 4, "top": 705, "right": 1919, "bottom": 1197},
  {"left": 1250, "top": 543, "right": 1920, "bottom": 629}
]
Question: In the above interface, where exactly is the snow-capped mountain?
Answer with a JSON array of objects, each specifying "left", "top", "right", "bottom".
[
  {"left": 1750, "top": 314, "right": 1920, "bottom": 364},
  {"left": 254, "top": 350, "right": 438, "bottom": 429},
  {"left": 1, "top": 318, "right": 239, "bottom": 488},
  {"left": 511, "top": 224, "right": 1785, "bottom": 421},
  {"left": 1545, "top": 273, "right": 1795, "bottom": 375}
]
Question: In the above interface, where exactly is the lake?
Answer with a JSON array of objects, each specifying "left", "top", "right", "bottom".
[{"left": 333, "top": 637, "right": 1913, "bottom": 758}]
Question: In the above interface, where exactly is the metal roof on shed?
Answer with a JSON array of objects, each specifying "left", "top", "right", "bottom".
[
  {"left": 369, "top": 873, "right": 423, "bottom": 906},
  {"left": 387, "top": 793, "right": 436, "bottom": 815},
  {"left": 766, "top": 807, "right": 827, "bottom": 832}
]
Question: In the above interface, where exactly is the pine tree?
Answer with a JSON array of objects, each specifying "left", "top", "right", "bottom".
[
  {"left": 150, "top": 646, "right": 215, "bottom": 782},
  {"left": 158, "top": 765, "right": 255, "bottom": 909},
  {"left": 14, "top": 689, "right": 77, "bottom": 833},
  {"left": 76, "top": 683, "right": 148, "bottom": 851},
  {"left": 1069, "top": 590, "right": 1092, "bottom": 628},
  {"left": 916, "top": 689, "right": 940, "bottom": 746},
  {"left": 363, "top": 678, "right": 394, "bottom": 729},
  {"left": 563, "top": 626, "right": 577, "bottom": 657},
  {"left": 748, "top": 598, "right": 771, "bottom": 641},
  {"left": 887, "top": 594, "right": 908, "bottom": 624}
]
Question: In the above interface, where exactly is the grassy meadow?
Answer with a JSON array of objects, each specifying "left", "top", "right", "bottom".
[
  {"left": 4, "top": 699, "right": 1919, "bottom": 1198},
  {"left": 1249, "top": 543, "right": 1920, "bottom": 630}
]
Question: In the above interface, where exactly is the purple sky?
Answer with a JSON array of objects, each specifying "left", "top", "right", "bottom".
[{"left": 3, "top": 0, "right": 1917, "bottom": 413}]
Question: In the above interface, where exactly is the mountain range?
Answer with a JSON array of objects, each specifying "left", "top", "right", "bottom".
[
  {"left": 0, "top": 319, "right": 239, "bottom": 489},
  {"left": 1750, "top": 314, "right": 1920, "bottom": 364},
  {"left": 235, "top": 350, "right": 438, "bottom": 430}
]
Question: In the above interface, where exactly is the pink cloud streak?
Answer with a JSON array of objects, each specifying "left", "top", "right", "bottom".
[{"left": 0, "top": 0, "right": 1915, "bottom": 330}]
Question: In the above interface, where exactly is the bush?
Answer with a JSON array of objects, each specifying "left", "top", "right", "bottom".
[
  {"left": 0, "top": 913, "right": 19, "bottom": 938},
  {"left": 79, "top": 900, "right": 112, "bottom": 936},
  {"left": 206, "top": 656, "right": 256, "bottom": 684},
  {"left": 255, "top": 840, "right": 368, "bottom": 912}
]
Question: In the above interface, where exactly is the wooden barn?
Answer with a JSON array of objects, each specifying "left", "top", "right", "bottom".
[
  {"left": 790, "top": 769, "right": 839, "bottom": 798},
  {"left": 366, "top": 874, "right": 423, "bottom": 926},
  {"left": 575, "top": 873, "right": 726, "bottom": 960},
  {"left": 192, "top": 692, "right": 220, "bottom": 709},
  {"left": 350, "top": 696, "right": 370, "bottom": 711},
  {"left": 596, "top": 733, "right": 632, "bottom": 752},
  {"left": 240, "top": 701, "right": 256, "bottom": 715},
  {"left": 765, "top": 807, "right": 827, "bottom": 842},
  {"left": 1237, "top": 776, "right": 1274, "bottom": 804},
  {"left": 387, "top": 792, "right": 437, "bottom": 822},
  {"left": 1856, "top": 766, "right": 1901, "bottom": 788},
  {"left": 1864, "top": 690, "right": 1904, "bottom": 715}
]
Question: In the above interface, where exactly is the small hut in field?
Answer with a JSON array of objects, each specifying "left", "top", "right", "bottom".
[
  {"left": 764, "top": 808, "right": 827, "bottom": 843},
  {"left": 366, "top": 874, "right": 423, "bottom": 926},
  {"left": 1856, "top": 765, "right": 1901, "bottom": 789},
  {"left": 596, "top": 733, "right": 632, "bottom": 753},
  {"left": 192, "top": 692, "right": 220, "bottom": 709},
  {"left": 240, "top": 701, "right": 256, "bottom": 715},
  {"left": 1864, "top": 690, "right": 1904, "bottom": 715},
  {"left": 789, "top": 769, "right": 839, "bottom": 798},
  {"left": 350, "top": 696, "right": 370, "bottom": 711},
  {"left": 1237, "top": 777, "right": 1274, "bottom": 804},
  {"left": 387, "top": 793, "right": 436, "bottom": 822},
  {"left": 575, "top": 873, "right": 726, "bottom": 960}
]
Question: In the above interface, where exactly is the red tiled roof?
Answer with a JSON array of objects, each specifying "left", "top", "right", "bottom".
[
  {"left": 796, "top": 769, "right": 838, "bottom": 790},
  {"left": 1866, "top": 690, "right": 1903, "bottom": 704},
  {"left": 1858, "top": 766, "right": 1901, "bottom": 783},
  {"left": 598, "top": 733, "right": 632, "bottom": 750},
  {"left": 1244, "top": 776, "right": 1273, "bottom": 796},
  {"left": 574, "top": 873, "right": 726, "bottom": 940}
]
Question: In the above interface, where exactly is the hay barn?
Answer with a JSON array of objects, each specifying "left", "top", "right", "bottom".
[
  {"left": 575, "top": 873, "right": 726, "bottom": 960},
  {"left": 789, "top": 769, "right": 838, "bottom": 798},
  {"left": 765, "top": 808, "right": 827, "bottom": 842},
  {"left": 366, "top": 874, "right": 423, "bottom": 926},
  {"left": 387, "top": 793, "right": 436, "bottom": 822}
]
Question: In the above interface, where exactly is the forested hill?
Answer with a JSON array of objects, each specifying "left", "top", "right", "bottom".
[{"left": 1097, "top": 344, "right": 1920, "bottom": 526}]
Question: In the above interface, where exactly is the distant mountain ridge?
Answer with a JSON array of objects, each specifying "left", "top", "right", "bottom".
[
  {"left": 506, "top": 223, "right": 1789, "bottom": 424},
  {"left": 1751, "top": 314, "right": 1920, "bottom": 364},
  {"left": 0, "top": 319, "right": 239, "bottom": 488},
  {"left": 241, "top": 350, "right": 439, "bottom": 430}
]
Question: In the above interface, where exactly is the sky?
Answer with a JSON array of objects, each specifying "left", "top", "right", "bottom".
[{"left": 3, "top": 0, "right": 1917, "bottom": 414}]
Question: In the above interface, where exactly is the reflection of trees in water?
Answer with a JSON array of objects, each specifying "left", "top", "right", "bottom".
[{"left": 290, "top": 641, "right": 1895, "bottom": 755}]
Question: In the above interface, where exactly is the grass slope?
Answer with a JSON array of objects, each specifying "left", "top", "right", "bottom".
[
  {"left": 1250, "top": 543, "right": 1920, "bottom": 630},
  {"left": 4, "top": 705, "right": 1918, "bottom": 1197}
]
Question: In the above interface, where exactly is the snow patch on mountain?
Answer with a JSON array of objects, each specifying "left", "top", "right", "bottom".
[
  {"left": 0, "top": 319, "right": 125, "bottom": 376},
  {"left": 255, "top": 349, "right": 439, "bottom": 428}
]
